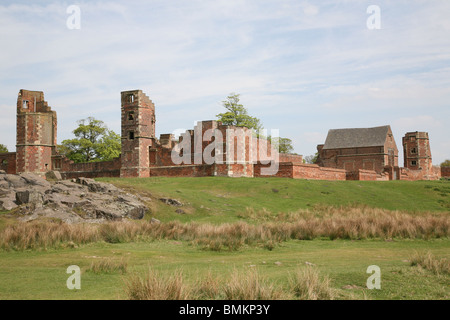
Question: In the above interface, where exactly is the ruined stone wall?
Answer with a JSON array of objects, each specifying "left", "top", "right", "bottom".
[
  {"left": 399, "top": 166, "right": 441, "bottom": 181},
  {"left": 0, "top": 153, "right": 17, "bottom": 174},
  {"left": 254, "top": 162, "right": 347, "bottom": 180},
  {"left": 346, "top": 169, "right": 378, "bottom": 181},
  {"left": 292, "top": 163, "right": 346, "bottom": 180},
  {"left": 441, "top": 166, "right": 450, "bottom": 178},
  {"left": 53, "top": 155, "right": 121, "bottom": 180},
  {"left": 383, "top": 131, "right": 399, "bottom": 167},
  {"left": 150, "top": 164, "right": 214, "bottom": 177},
  {"left": 278, "top": 153, "right": 303, "bottom": 163},
  {"left": 319, "top": 146, "right": 388, "bottom": 174},
  {"left": 254, "top": 162, "right": 293, "bottom": 178}
]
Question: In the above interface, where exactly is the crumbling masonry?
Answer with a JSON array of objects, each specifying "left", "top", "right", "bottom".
[{"left": 0, "top": 89, "right": 445, "bottom": 181}]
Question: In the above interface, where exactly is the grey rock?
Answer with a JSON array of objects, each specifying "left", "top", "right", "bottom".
[
  {"left": 159, "top": 198, "right": 183, "bottom": 206},
  {"left": 0, "top": 199, "right": 18, "bottom": 211},
  {"left": 19, "top": 173, "right": 51, "bottom": 188},
  {"left": 45, "top": 170, "right": 62, "bottom": 181},
  {"left": 151, "top": 218, "right": 161, "bottom": 224},
  {"left": 0, "top": 180, "right": 9, "bottom": 189},
  {"left": 76, "top": 177, "right": 119, "bottom": 194},
  {"left": 0, "top": 173, "right": 148, "bottom": 223},
  {"left": 15, "top": 189, "right": 44, "bottom": 205},
  {"left": 4, "top": 174, "right": 27, "bottom": 188},
  {"left": 54, "top": 180, "right": 87, "bottom": 192},
  {"left": 0, "top": 189, "right": 17, "bottom": 210}
]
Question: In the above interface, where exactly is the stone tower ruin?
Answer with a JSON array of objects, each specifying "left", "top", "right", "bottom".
[
  {"left": 120, "top": 90, "right": 156, "bottom": 178},
  {"left": 15, "top": 90, "right": 57, "bottom": 175},
  {"left": 402, "top": 131, "right": 433, "bottom": 172}
]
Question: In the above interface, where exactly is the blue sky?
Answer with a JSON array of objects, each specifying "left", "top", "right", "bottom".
[{"left": 0, "top": 0, "right": 449, "bottom": 164}]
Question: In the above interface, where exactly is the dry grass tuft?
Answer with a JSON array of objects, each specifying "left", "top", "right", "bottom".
[
  {"left": 1, "top": 205, "right": 449, "bottom": 251},
  {"left": 409, "top": 251, "right": 450, "bottom": 276},
  {"left": 125, "top": 268, "right": 190, "bottom": 300},
  {"left": 87, "top": 258, "right": 128, "bottom": 274},
  {"left": 223, "top": 268, "right": 284, "bottom": 300},
  {"left": 192, "top": 270, "right": 222, "bottom": 299},
  {"left": 288, "top": 267, "right": 336, "bottom": 300}
]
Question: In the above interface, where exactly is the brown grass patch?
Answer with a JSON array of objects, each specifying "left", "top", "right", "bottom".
[
  {"left": 410, "top": 251, "right": 450, "bottom": 276},
  {"left": 1, "top": 206, "right": 449, "bottom": 251},
  {"left": 125, "top": 268, "right": 190, "bottom": 300},
  {"left": 288, "top": 267, "right": 336, "bottom": 300}
]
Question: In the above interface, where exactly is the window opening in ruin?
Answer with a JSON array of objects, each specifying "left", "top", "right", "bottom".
[
  {"left": 129, "top": 94, "right": 134, "bottom": 103},
  {"left": 23, "top": 100, "right": 29, "bottom": 109},
  {"left": 129, "top": 131, "right": 135, "bottom": 140},
  {"left": 128, "top": 111, "right": 135, "bottom": 121},
  {"left": 411, "top": 148, "right": 416, "bottom": 154},
  {"left": 411, "top": 160, "right": 417, "bottom": 166}
]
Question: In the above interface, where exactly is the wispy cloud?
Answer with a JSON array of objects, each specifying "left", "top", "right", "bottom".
[{"left": 0, "top": 0, "right": 449, "bottom": 163}]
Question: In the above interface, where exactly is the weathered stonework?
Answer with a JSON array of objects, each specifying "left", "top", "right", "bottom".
[
  {"left": 316, "top": 126, "right": 440, "bottom": 181},
  {"left": 0, "top": 89, "right": 442, "bottom": 182},
  {"left": 401, "top": 132, "right": 440, "bottom": 180},
  {"left": 120, "top": 90, "right": 156, "bottom": 178},
  {"left": 316, "top": 126, "right": 398, "bottom": 178},
  {"left": 15, "top": 90, "right": 57, "bottom": 176}
]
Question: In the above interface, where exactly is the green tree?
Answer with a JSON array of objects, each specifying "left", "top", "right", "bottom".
[
  {"left": 304, "top": 152, "right": 319, "bottom": 164},
  {"left": 0, "top": 144, "right": 8, "bottom": 153},
  {"left": 216, "top": 93, "right": 263, "bottom": 131},
  {"left": 267, "top": 136, "right": 294, "bottom": 154},
  {"left": 60, "top": 117, "right": 121, "bottom": 163},
  {"left": 441, "top": 160, "right": 450, "bottom": 167}
]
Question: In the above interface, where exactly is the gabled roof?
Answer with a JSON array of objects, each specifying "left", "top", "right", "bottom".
[{"left": 323, "top": 125, "right": 391, "bottom": 150}]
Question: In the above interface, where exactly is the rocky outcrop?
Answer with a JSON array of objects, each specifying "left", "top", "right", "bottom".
[{"left": 0, "top": 172, "right": 148, "bottom": 224}]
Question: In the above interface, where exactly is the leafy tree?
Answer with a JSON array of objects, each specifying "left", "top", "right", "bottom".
[
  {"left": 216, "top": 93, "right": 263, "bottom": 131},
  {"left": 60, "top": 117, "right": 121, "bottom": 163},
  {"left": 441, "top": 159, "right": 450, "bottom": 167},
  {"left": 0, "top": 144, "right": 8, "bottom": 153},
  {"left": 304, "top": 152, "right": 319, "bottom": 164},
  {"left": 268, "top": 136, "right": 294, "bottom": 154}
]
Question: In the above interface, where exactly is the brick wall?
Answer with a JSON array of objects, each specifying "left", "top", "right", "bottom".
[
  {"left": 254, "top": 162, "right": 293, "bottom": 178},
  {"left": 150, "top": 164, "right": 214, "bottom": 177},
  {"left": 293, "top": 163, "right": 346, "bottom": 180},
  {"left": 346, "top": 169, "right": 378, "bottom": 181},
  {"left": 53, "top": 155, "right": 121, "bottom": 179},
  {"left": 254, "top": 162, "right": 346, "bottom": 180},
  {"left": 278, "top": 153, "right": 303, "bottom": 163},
  {"left": 441, "top": 166, "right": 450, "bottom": 178},
  {"left": 399, "top": 166, "right": 441, "bottom": 181},
  {"left": 320, "top": 146, "right": 388, "bottom": 174},
  {"left": 0, "top": 152, "right": 17, "bottom": 174}
]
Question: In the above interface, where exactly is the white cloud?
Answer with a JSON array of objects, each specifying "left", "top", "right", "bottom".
[
  {"left": 0, "top": 0, "right": 449, "bottom": 164},
  {"left": 393, "top": 115, "right": 442, "bottom": 132}
]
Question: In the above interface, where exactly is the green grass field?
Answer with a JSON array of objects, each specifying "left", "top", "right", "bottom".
[
  {"left": 98, "top": 177, "right": 450, "bottom": 223},
  {"left": 0, "top": 177, "right": 449, "bottom": 300}
]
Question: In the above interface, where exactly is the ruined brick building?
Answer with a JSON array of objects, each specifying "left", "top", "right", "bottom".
[
  {"left": 316, "top": 126, "right": 441, "bottom": 180},
  {"left": 0, "top": 89, "right": 445, "bottom": 181}
]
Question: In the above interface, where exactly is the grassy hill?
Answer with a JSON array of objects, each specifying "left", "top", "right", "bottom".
[
  {"left": 0, "top": 177, "right": 448, "bottom": 300},
  {"left": 98, "top": 177, "right": 450, "bottom": 223}
]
